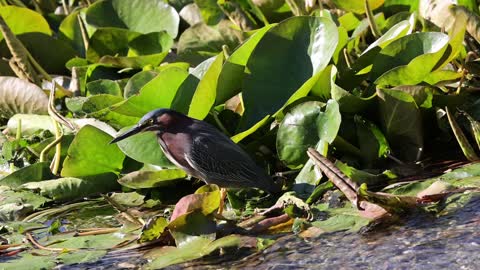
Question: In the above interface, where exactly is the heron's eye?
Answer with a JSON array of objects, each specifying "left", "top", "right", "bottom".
[{"left": 148, "top": 119, "right": 154, "bottom": 125}]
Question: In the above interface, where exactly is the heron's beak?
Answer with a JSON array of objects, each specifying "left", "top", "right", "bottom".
[{"left": 110, "top": 124, "right": 144, "bottom": 144}]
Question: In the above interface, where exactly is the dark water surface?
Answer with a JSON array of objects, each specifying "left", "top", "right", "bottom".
[{"left": 67, "top": 195, "right": 480, "bottom": 270}]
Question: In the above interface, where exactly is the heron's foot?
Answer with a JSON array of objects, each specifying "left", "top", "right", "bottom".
[
  {"left": 217, "top": 188, "right": 228, "bottom": 215},
  {"left": 258, "top": 192, "right": 313, "bottom": 220}
]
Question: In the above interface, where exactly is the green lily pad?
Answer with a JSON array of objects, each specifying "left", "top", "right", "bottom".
[
  {"left": 61, "top": 125, "right": 125, "bottom": 177},
  {"left": 115, "top": 127, "right": 173, "bottom": 167},
  {"left": 86, "top": 0, "right": 179, "bottom": 38},
  {"left": 277, "top": 100, "right": 341, "bottom": 168},
  {"left": 0, "top": 162, "right": 53, "bottom": 188},
  {"left": 354, "top": 115, "right": 390, "bottom": 166},
  {"left": 377, "top": 88, "right": 423, "bottom": 161},
  {"left": 312, "top": 204, "right": 371, "bottom": 232},
  {"left": 118, "top": 169, "right": 187, "bottom": 189},
  {"left": 139, "top": 216, "right": 169, "bottom": 242},
  {"left": 86, "top": 79, "right": 122, "bottom": 96},
  {"left": 215, "top": 24, "right": 275, "bottom": 105},
  {"left": 240, "top": 16, "right": 338, "bottom": 130},
  {"left": 128, "top": 31, "right": 174, "bottom": 55},
  {"left": 113, "top": 67, "right": 189, "bottom": 117},
  {"left": 21, "top": 175, "right": 120, "bottom": 202},
  {"left": 177, "top": 20, "right": 243, "bottom": 65},
  {"left": 331, "top": 0, "right": 384, "bottom": 14},
  {"left": 86, "top": 27, "right": 141, "bottom": 62},
  {"left": 123, "top": 70, "right": 158, "bottom": 98},
  {"left": 371, "top": 32, "right": 450, "bottom": 86},
  {"left": 0, "top": 254, "right": 56, "bottom": 270},
  {"left": 0, "top": 5, "right": 51, "bottom": 41},
  {"left": 98, "top": 52, "right": 168, "bottom": 69},
  {"left": 188, "top": 53, "right": 224, "bottom": 120},
  {"left": 83, "top": 95, "right": 139, "bottom": 129}
]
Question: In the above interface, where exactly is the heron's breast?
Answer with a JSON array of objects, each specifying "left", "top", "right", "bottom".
[{"left": 158, "top": 132, "right": 197, "bottom": 175}]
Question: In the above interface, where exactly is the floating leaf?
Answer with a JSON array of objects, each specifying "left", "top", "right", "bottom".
[
  {"left": 277, "top": 100, "right": 341, "bottom": 168},
  {"left": 241, "top": 16, "right": 338, "bottom": 130},
  {"left": 118, "top": 169, "right": 187, "bottom": 189},
  {"left": 377, "top": 88, "right": 423, "bottom": 161},
  {"left": 86, "top": 0, "right": 179, "bottom": 38},
  {"left": 170, "top": 184, "right": 221, "bottom": 221},
  {"left": 128, "top": 31, "right": 174, "bottom": 55},
  {"left": 123, "top": 70, "right": 157, "bottom": 98},
  {"left": 177, "top": 20, "right": 242, "bottom": 65},
  {"left": 21, "top": 175, "right": 119, "bottom": 201},
  {"left": 145, "top": 234, "right": 257, "bottom": 269},
  {"left": 188, "top": 53, "right": 224, "bottom": 120},
  {"left": 371, "top": 32, "right": 450, "bottom": 86},
  {"left": 86, "top": 28, "right": 141, "bottom": 62},
  {"left": 98, "top": 52, "right": 168, "bottom": 69},
  {"left": 113, "top": 67, "right": 189, "bottom": 117},
  {"left": 216, "top": 24, "right": 275, "bottom": 105},
  {"left": 86, "top": 80, "right": 122, "bottom": 96},
  {"left": 115, "top": 127, "right": 173, "bottom": 167},
  {"left": 0, "top": 190, "right": 49, "bottom": 210},
  {"left": 331, "top": 0, "right": 384, "bottom": 14},
  {"left": 0, "top": 162, "right": 53, "bottom": 188},
  {"left": 0, "top": 6, "right": 51, "bottom": 41},
  {"left": 354, "top": 115, "right": 390, "bottom": 166},
  {"left": 61, "top": 125, "right": 125, "bottom": 177},
  {"left": 139, "top": 216, "right": 169, "bottom": 242}
]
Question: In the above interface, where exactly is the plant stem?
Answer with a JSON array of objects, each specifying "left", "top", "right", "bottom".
[
  {"left": 365, "top": 0, "right": 381, "bottom": 38},
  {"left": 15, "top": 119, "right": 21, "bottom": 140}
]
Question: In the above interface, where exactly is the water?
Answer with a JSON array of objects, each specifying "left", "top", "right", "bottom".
[{"left": 66, "top": 195, "right": 480, "bottom": 269}]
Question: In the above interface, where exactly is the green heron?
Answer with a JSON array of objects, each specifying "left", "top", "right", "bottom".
[{"left": 111, "top": 109, "right": 280, "bottom": 212}]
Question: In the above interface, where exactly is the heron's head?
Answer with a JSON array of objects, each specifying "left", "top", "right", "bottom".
[{"left": 110, "top": 108, "right": 183, "bottom": 143}]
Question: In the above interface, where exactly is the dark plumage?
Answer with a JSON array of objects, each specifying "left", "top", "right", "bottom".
[{"left": 111, "top": 109, "right": 280, "bottom": 193}]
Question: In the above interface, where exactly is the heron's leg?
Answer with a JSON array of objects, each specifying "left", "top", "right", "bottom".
[{"left": 217, "top": 188, "right": 227, "bottom": 215}]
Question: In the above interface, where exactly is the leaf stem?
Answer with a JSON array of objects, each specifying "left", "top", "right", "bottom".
[
  {"left": 77, "top": 14, "right": 89, "bottom": 54},
  {"left": 210, "top": 110, "right": 231, "bottom": 136},
  {"left": 15, "top": 119, "right": 21, "bottom": 140},
  {"left": 365, "top": 0, "right": 381, "bottom": 38}
]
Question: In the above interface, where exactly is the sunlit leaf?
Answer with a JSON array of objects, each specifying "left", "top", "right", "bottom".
[
  {"left": 62, "top": 125, "right": 125, "bottom": 177},
  {"left": 277, "top": 100, "right": 341, "bottom": 168},
  {"left": 115, "top": 127, "right": 173, "bottom": 167},
  {"left": 21, "top": 175, "right": 119, "bottom": 201},
  {"left": 118, "top": 169, "right": 187, "bottom": 189},
  {"left": 240, "top": 16, "right": 338, "bottom": 130},
  {"left": 0, "top": 162, "right": 53, "bottom": 188},
  {"left": 86, "top": 0, "right": 179, "bottom": 38}
]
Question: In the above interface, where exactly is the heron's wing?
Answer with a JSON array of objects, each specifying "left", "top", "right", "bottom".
[{"left": 185, "top": 132, "right": 272, "bottom": 190}]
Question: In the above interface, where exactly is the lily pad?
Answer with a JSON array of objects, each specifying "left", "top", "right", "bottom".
[
  {"left": 115, "top": 127, "right": 173, "bottom": 167},
  {"left": 377, "top": 88, "right": 423, "bottom": 161},
  {"left": 188, "top": 52, "right": 224, "bottom": 120},
  {"left": 21, "top": 175, "right": 120, "bottom": 202},
  {"left": 0, "top": 162, "right": 53, "bottom": 188},
  {"left": 113, "top": 67, "right": 189, "bottom": 117},
  {"left": 61, "top": 125, "right": 125, "bottom": 177},
  {"left": 0, "top": 5, "right": 51, "bottom": 41},
  {"left": 277, "top": 100, "right": 341, "bottom": 168},
  {"left": 86, "top": 0, "right": 180, "bottom": 38},
  {"left": 118, "top": 169, "right": 187, "bottom": 189},
  {"left": 371, "top": 32, "right": 450, "bottom": 86},
  {"left": 240, "top": 16, "right": 338, "bottom": 130}
]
